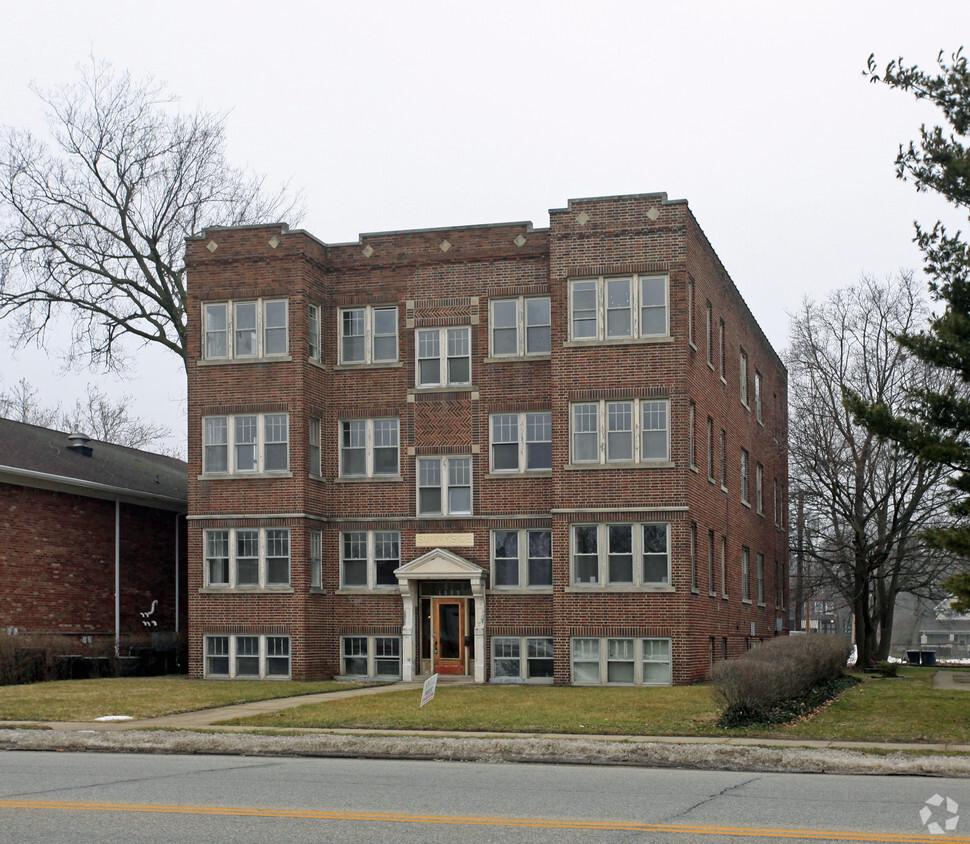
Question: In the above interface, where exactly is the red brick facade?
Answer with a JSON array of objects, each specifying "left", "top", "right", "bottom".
[
  {"left": 185, "top": 192, "right": 788, "bottom": 685},
  {"left": 0, "top": 484, "right": 187, "bottom": 643}
]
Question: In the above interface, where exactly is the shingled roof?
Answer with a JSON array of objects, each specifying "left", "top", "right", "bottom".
[{"left": 0, "top": 418, "right": 186, "bottom": 511}]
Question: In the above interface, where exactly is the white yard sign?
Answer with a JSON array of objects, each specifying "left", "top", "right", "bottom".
[{"left": 420, "top": 673, "right": 438, "bottom": 707}]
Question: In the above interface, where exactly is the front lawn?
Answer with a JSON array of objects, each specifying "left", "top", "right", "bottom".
[
  {"left": 220, "top": 667, "right": 970, "bottom": 745},
  {"left": 0, "top": 676, "right": 358, "bottom": 721}
]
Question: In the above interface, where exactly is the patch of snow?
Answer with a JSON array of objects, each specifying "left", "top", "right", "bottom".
[{"left": 94, "top": 715, "right": 134, "bottom": 722}]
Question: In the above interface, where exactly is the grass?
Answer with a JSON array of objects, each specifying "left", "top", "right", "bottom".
[
  {"left": 218, "top": 666, "right": 970, "bottom": 745},
  {"left": 2, "top": 667, "right": 967, "bottom": 745},
  {"left": 0, "top": 676, "right": 360, "bottom": 721}
]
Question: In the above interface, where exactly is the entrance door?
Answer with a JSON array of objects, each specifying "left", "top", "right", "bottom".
[{"left": 433, "top": 598, "right": 465, "bottom": 674}]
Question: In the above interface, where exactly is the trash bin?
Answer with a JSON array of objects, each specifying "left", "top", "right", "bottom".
[
  {"left": 907, "top": 650, "right": 921, "bottom": 665},
  {"left": 921, "top": 650, "right": 937, "bottom": 667}
]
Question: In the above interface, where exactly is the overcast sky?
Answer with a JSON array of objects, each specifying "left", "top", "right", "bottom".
[{"left": 1, "top": 0, "right": 968, "bottom": 454}]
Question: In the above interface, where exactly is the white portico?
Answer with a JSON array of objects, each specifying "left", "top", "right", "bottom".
[{"left": 395, "top": 548, "right": 487, "bottom": 682}]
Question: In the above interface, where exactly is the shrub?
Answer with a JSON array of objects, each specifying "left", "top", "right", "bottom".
[{"left": 711, "top": 635, "right": 851, "bottom": 720}]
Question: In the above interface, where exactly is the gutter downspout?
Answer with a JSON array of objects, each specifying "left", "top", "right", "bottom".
[{"left": 115, "top": 499, "right": 121, "bottom": 657}]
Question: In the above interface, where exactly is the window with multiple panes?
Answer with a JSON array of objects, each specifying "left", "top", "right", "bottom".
[
  {"left": 490, "top": 412, "right": 551, "bottom": 472},
  {"left": 341, "top": 636, "right": 401, "bottom": 678},
  {"left": 719, "top": 429, "right": 727, "bottom": 489},
  {"left": 308, "top": 303, "right": 321, "bottom": 361},
  {"left": 309, "top": 417, "right": 322, "bottom": 477},
  {"left": 741, "top": 449, "right": 750, "bottom": 505},
  {"left": 204, "top": 634, "right": 290, "bottom": 679},
  {"left": 340, "top": 530, "right": 401, "bottom": 589},
  {"left": 490, "top": 297, "right": 551, "bottom": 356},
  {"left": 204, "top": 527, "right": 291, "bottom": 588},
  {"left": 491, "top": 529, "right": 552, "bottom": 588},
  {"left": 417, "top": 456, "right": 472, "bottom": 515},
  {"left": 568, "top": 275, "right": 668, "bottom": 341},
  {"left": 340, "top": 418, "right": 399, "bottom": 477},
  {"left": 203, "top": 413, "right": 289, "bottom": 474},
  {"left": 571, "top": 523, "right": 670, "bottom": 586},
  {"left": 416, "top": 326, "right": 471, "bottom": 387},
  {"left": 310, "top": 530, "right": 323, "bottom": 589},
  {"left": 491, "top": 636, "right": 554, "bottom": 682},
  {"left": 203, "top": 299, "right": 288, "bottom": 360},
  {"left": 339, "top": 306, "right": 398, "bottom": 364},
  {"left": 570, "top": 399, "right": 669, "bottom": 464},
  {"left": 687, "top": 278, "right": 695, "bottom": 346},
  {"left": 721, "top": 536, "right": 728, "bottom": 598},
  {"left": 571, "top": 637, "right": 671, "bottom": 685}
]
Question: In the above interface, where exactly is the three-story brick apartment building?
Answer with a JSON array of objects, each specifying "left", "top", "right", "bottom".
[{"left": 185, "top": 192, "right": 788, "bottom": 685}]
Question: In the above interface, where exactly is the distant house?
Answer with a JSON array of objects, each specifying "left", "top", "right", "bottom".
[{"left": 0, "top": 419, "right": 187, "bottom": 650}]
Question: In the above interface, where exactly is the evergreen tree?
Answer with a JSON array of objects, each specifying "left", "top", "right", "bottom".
[{"left": 848, "top": 50, "right": 970, "bottom": 606}]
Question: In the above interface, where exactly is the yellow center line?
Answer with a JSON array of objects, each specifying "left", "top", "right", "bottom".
[{"left": 0, "top": 799, "right": 963, "bottom": 842}]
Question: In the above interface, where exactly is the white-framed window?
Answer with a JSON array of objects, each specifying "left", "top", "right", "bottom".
[
  {"left": 688, "top": 402, "right": 697, "bottom": 469},
  {"left": 568, "top": 274, "right": 668, "bottom": 341},
  {"left": 721, "top": 536, "right": 728, "bottom": 598},
  {"left": 490, "top": 297, "right": 551, "bottom": 356},
  {"left": 310, "top": 530, "right": 323, "bottom": 589},
  {"left": 491, "top": 529, "right": 552, "bottom": 588},
  {"left": 708, "top": 529, "right": 716, "bottom": 596},
  {"left": 718, "top": 318, "right": 726, "bottom": 381},
  {"left": 740, "top": 349, "right": 749, "bottom": 406},
  {"left": 757, "top": 552, "right": 765, "bottom": 604},
  {"left": 706, "top": 417, "right": 715, "bottom": 482},
  {"left": 755, "top": 371, "right": 763, "bottom": 422},
  {"left": 341, "top": 635, "right": 401, "bottom": 678},
  {"left": 571, "top": 637, "right": 671, "bottom": 685},
  {"left": 690, "top": 522, "right": 698, "bottom": 590},
  {"left": 339, "top": 305, "right": 398, "bottom": 365},
  {"left": 309, "top": 417, "right": 322, "bottom": 477},
  {"left": 491, "top": 636, "right": 554, "bottom": 682},
  {"left": 203, "top": 299, "right": 288, "bottom": 360},
  {"left": 741, "top": 449, "right": 750, "bottom": 505},
  {"left": 204, "top": 634, "right": 290, "bottom": 679},
  {"left": 204, "top": 527, "right": 290, "bottom": 588},
  {"left": 416, "top": 326, "right": 471, "bottom": 387},
  {"left": 742, "top": 546, "right": 751, "bottom": 601},
  {"left": 570, "top": 399, "right": 669, "bottom": 464},
  {"left": 308, "top": 303, "right": 321, "bottom": 361},
  {"left": 705, "top": 301, "right": 713, "bottom": 367},
  {"left": 340, "top": 530, "right": 400, "bottom": 589},
  {"left": 687, "top": 278, "right": 695, "bottom": 346},
  {"left": 490, "top": 412, "right": 551, "bottom": 472},
  {"left": 417, "top": 456, "right": 472, "bottom": 516},
  {"left": 756, "top": 463, "right": 764, "bottom": 514},
  {"left": 203, "top": 413, "right": 289, "bottom": 475},
  {"left": 720, "top": 429, "right": 728, "bottom": 490},
  {"left": 340, "top": 418, "right": 400, "bottom": 477},
  {"left": 571, "top": 522, "right": 670, "bottom": 586}
]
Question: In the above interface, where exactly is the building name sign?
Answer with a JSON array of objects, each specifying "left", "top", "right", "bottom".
[{"left": 414, "top": 532, "right": 475, "bottom": 548}]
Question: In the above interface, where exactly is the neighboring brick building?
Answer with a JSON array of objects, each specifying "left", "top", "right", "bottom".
[
  {"left": 0, "top": 419, "right": 187, "bottom": 647},
  {"left": 185, "top": 192, "right": 788, "bottom": 685}
]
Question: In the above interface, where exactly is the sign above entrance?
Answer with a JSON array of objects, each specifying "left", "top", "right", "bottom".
[{"left": 415, "top": 532, "right": 475, "bottom": 548}]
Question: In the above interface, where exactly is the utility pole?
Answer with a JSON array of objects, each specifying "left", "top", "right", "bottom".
[{"left": 795, "top": 489, "right": 804, "bottom": 632}]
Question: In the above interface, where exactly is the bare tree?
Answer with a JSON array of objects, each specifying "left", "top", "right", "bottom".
[
  {"left": 0, "top": 58, "right": 302, "bottom": 372},
  {"left": 787, "top": 272, "right": 959, "bottom": 665},
  {"left": 0, "top": 377, "right": 174, "bottom": 452}
]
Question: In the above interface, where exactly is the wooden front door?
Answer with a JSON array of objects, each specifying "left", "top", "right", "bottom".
[{"left": 433, "top": 598, "right": 465, "bottom": 674}]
